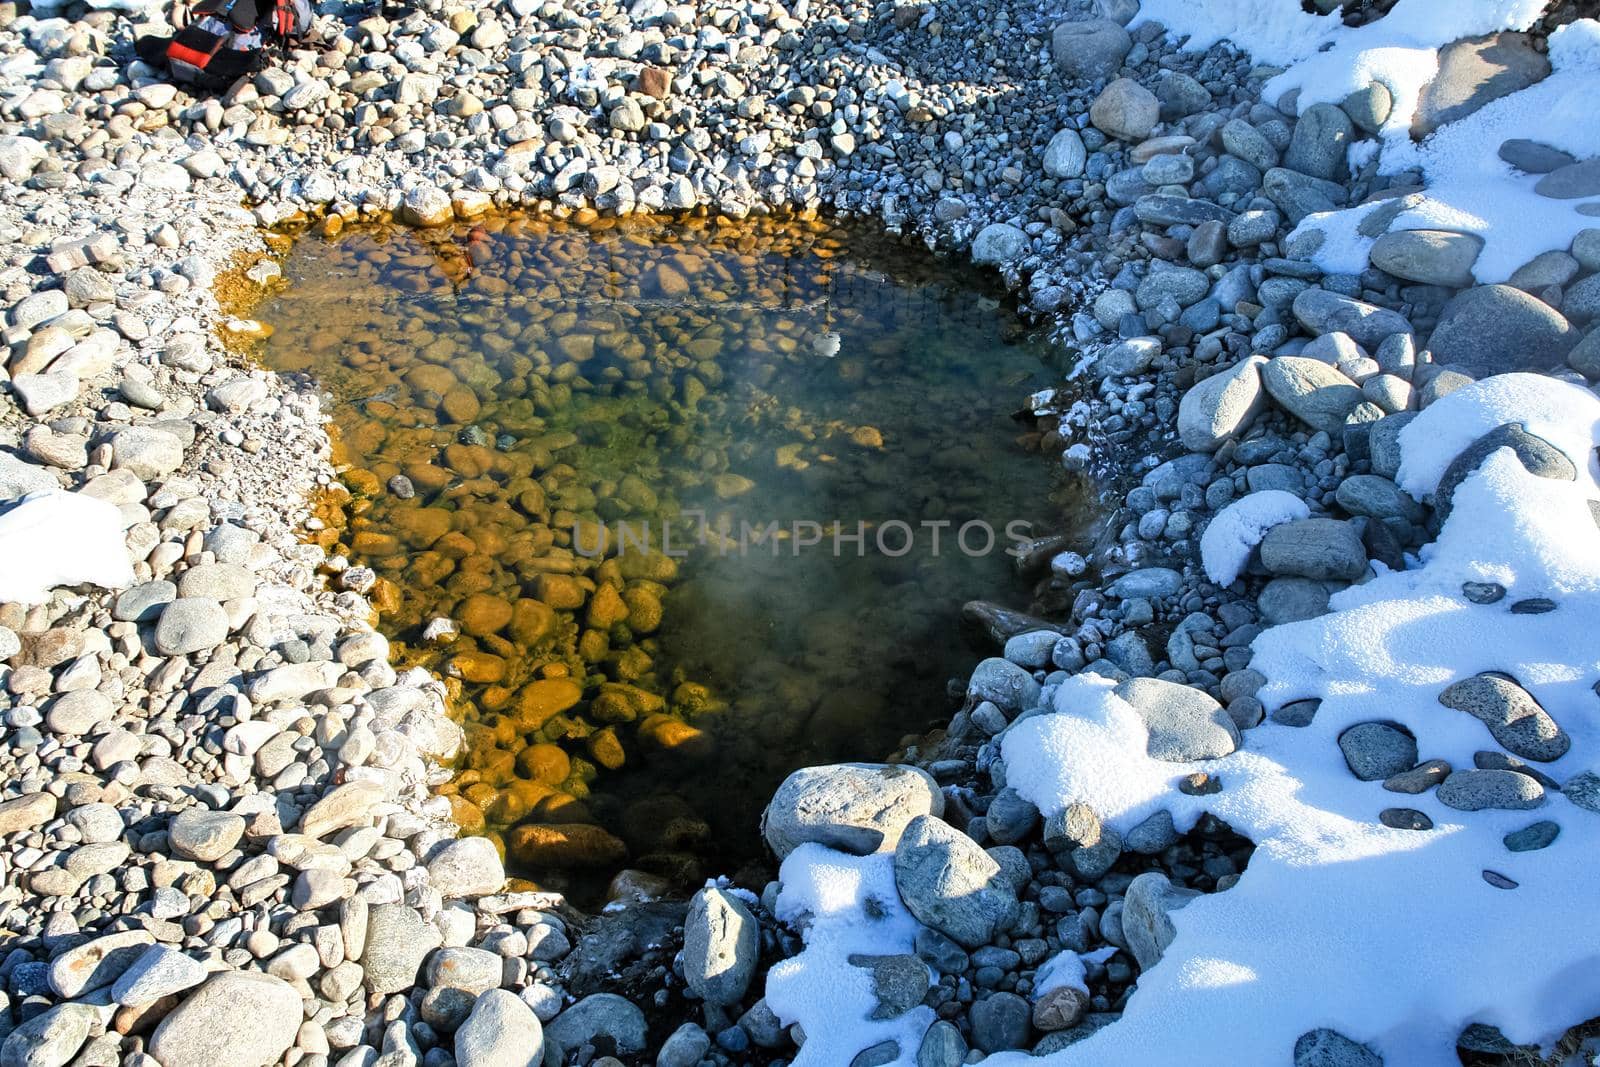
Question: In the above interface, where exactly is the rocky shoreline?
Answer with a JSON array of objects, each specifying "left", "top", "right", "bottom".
[{"left": 3, "top": 0, "right": 1600, "bottom": 1064}]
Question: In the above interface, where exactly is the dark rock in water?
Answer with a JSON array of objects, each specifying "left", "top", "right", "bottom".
[
  {"left": 962, "top": 600, "right": 1068, "bottom": 645},
  {"left": 561, "top": 901, "right": 687, "bottom": 995},
  {"left": 1294, "top": 1027, "right": 1383, "bottom": 1067},
  {"left": 1379, "top": 807, "right": 1432, "bottom": 831},
  {"left": 1413, "top": 32, "right": 1549, "bottom": 139},
  {"left": 1427, "top": 284, "right": 1579, "bottom": 376},
  {"left": 1434, "top": 423, "right": 1575, "bottom": 518},
  {"left": 1499, "top": 139, "right": 1576, "bottom": 174}
]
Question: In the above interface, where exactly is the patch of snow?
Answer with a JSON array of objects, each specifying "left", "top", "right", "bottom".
[
  {"left": 1263, "top": 0, "right": 1549, "bottom": 130},
  {"left": 1131, "top": 0, "right": 1339, "bottom": 65},
  {"left": 1394, "top": 372, "right": 1600, "bottom": 500},
  {"left": 1286, "top": 14, "right": 1600, "bottom": 282},
  {"left": 0, "top": 491, "right": 134, "bottom": 605},
  {"left": 769, "top": 373, "right": 1600, "bottom": 1064},
  {"left": 765, "top": 845, "right": 935, "bottom": 1066},
  {"left": 1004, "top": 676, "right": 1189, "bottom": 833},
  {"left": 1033, "top": 946, "right": 1116, "bottom": 998},
  {"left": 1199, "top": 490, "right": 1311, "bottom": 586}
]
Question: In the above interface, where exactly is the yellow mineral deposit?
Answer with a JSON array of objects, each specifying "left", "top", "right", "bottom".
[{"left": 257, "top": 211, "right": 1089, "bottom": 899}]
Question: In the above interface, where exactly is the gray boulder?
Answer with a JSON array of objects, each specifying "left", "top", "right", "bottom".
[
  {"left": 456, "top": 990, "right": 542, "bottom": 1067},
  {"left": 968, "top": 657, "right": 1043, "bottom": 713},
  {"left": 1178, "top": 356, "right": 1268, "bottom": 451},
  {"left": 149, "top": 972, "right": 301, "bottom": 1067},
  {"left": 1499, "top": 139, "right": 1576, "bottom": 174},
  {"left": 1294, "top": 1028, "right": 1384, "bottom": 1067},
  {"left": 893, "top": 815, "right": 1018, "bottom": 948},
  {"left": 1437, "top": 769, "right": 1545, "bottom": 811},
  {"left": 1537, "top": 159, "right": 1600, "bottom": 200},
  {"left": 1413, "top": 32, "right": 1549, "bottom": 139},
  {"left": 971, "top": 224, "right": 1028, "bottom": 266},
  {"left": 1338, "top": 722, "right": 1418, "bottom": 781},
  {"left": 683, "top": 888, "right": 758, "bottom": 1006},
  {"left": 0, "top": 1004, "right": 96, "bottom": 1067},
  {"left": 1285, "top": 103, "right": 1352, "bottom": 181},
  {"left": 1113, "top": 677, "right": 1240, "bottom": 762},
  {"left": 544, "top": 994, "right": 647, "bottom": 1058},
  {"left": 1090, "top": 79, "right": 1159, "bottom": 142},
  {"left": 762, "top": 763, "right": 944, "bottom": 860},
  {"left": 1259, "top": 519, "right": 1369, "bottom": 582},
  {"left": 1427, "top": 284, "right": 1579, "bottom": 375},
  {"left": 1569, "top": 328, "right": 1600, "bottom": 380},
  {"left": 1261, "top": 357, "right": 1364, "bottom": 433},
  {"left": 1434, "top": 423, "right": 1574, "bottom": 517},
  {"left": 427, "top": 837, "right": 505, "bottom": 898},
  {"left": 362, "top": 903, "right": 441, "bottom": 994},
  {"left": 1120, "top": 872, "right": 1199, "bottom": 971},
  {"left": 1439, "top": 674, "right": 1570, "bottom": 762},
  {"left": 1042, "top": 128, "right": 1087, "bottom": 179},
  {"left": 1051, "top": 18, "right": 1131, "bottom": 83},
  {"left": 167, "top": 808, "right": 245, "bottom": 863},
  {"left": 849, "top": 953, "right": 930, "bottom": 1020},
  {"left": 154, "top": 598, "right": 229, "bottom": 656},
  {"left": 1369, "top": 230, "right": 1483, "bottom": 287},
  {"left": 1292, "top": 289, "right": 1412, "bottom": 349}
]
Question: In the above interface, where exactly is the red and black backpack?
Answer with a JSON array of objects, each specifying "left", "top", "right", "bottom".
[{"left": 156, "top": 0, "right": 312, "bottom": 90}]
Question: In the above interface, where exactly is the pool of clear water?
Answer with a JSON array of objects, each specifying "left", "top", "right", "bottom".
[{"left": 257, "top": 212, "right": 1087, "bottom": 899}]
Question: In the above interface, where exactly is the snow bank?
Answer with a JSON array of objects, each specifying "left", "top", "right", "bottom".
[
  {"left": 1131, "top": 0, "right": 1338, "bottom": 64},
  {"left": 765, "top": 845, "right": 936, "bottom": 1066},
  {"left": 1283, "top": 12, "right": 1600, "bottom": 283},
  {"left": 766, "top": 373, "right": 1600, "bottom": 1065},
  {"left": 0, "top": 491, "right": 134, "bottom": 604},
  {"left": 1198, "top": 490, "right": 1311, "bottom": 586},
  {"left": 1142, "top": 1, "right": 1597, "bottom": 284},
  {"left": 1394, "top": 372, "right": 1600, "bottom": 499}
]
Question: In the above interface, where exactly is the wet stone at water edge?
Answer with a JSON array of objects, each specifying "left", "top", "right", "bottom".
[{"left": 258, "top": 213, "right": 1087, "bottom": 900}]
